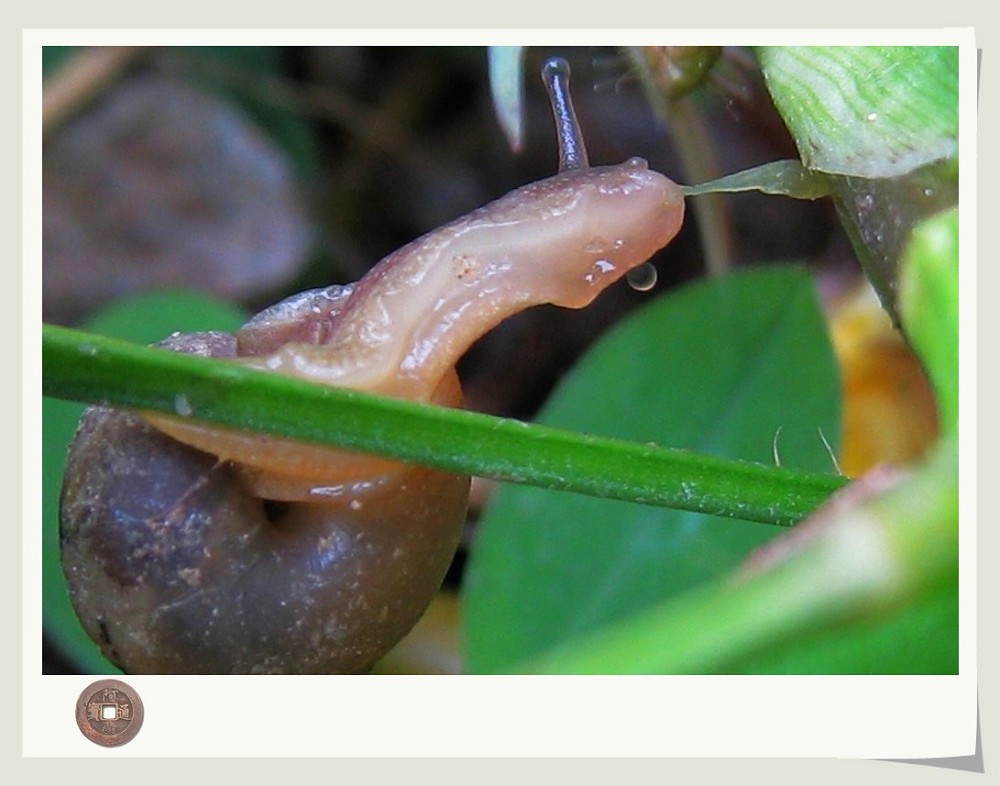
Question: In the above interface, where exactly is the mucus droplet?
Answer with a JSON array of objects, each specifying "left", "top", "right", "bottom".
[{"left": 626, "top": 263, "right": 658, "bottom": 292}]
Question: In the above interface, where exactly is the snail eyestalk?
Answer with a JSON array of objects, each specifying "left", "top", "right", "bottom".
[{"left": 542, "top": 56, "right": 589, "bottom": 172}]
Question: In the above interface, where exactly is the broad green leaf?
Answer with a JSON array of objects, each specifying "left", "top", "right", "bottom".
[
  {"left": 43, "top": 292, "right": 246, "bottom": 673},
  {"left": 757, "top": 46, "right": 958, "bottom": 179},
  {"left": 461, "top": 267, "right": 842, "bottom": 673}
]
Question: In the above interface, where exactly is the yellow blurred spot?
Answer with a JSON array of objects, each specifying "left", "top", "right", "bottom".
[{"left": 828, "top": 282, "right": 939, "bottom": 477}]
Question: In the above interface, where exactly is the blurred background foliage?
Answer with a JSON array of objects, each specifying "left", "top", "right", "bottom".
[{"left": 42, "top": 45, "right": 952, "bottom": 674}]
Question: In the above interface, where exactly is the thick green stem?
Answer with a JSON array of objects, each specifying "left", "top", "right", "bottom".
[{"left": 43, "top": 323, "right": 847, "bottom": 526}]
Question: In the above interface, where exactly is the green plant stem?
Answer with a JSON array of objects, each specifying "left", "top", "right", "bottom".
[{"left": 43, "top": 323, "right": 847, "bottom": 527}]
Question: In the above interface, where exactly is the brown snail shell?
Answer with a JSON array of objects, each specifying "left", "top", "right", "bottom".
[{"left": 59, "top": 332, "right": 469, "bottom": 674}]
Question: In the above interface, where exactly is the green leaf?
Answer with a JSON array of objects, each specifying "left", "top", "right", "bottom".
[
  {"left": 43, "top": 292, "right": 246, "bottom": 673},
  {"left": 728, "top": 579, "right": 958, "bottom": 674},
  {"left": 80, "top": 291, "right": 249, "bottom": 344},
  {"left": 682, "top": 159, "right": 834, "bottom": 199},
  {"left": 757, "top": 46, "right": 958, "bottom": 179},
  {"left": 461, "top": 267, "right": 843, "bottom": 673},
  {"left": 487, "top": 46, "right": 526, "bottom": 153},
  {"left": 42, "top": 46, "right": 78, "bottom": 76},
  {"left": 899, "top": 207, "right": 959, "bottom": 434},
  {"left": 757, "top": 47, "right": 959, "bottom": 325}
]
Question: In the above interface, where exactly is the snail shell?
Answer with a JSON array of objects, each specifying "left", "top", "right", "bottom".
[{"left": 60, "top": 331, "right": 469, "bottom": 674}]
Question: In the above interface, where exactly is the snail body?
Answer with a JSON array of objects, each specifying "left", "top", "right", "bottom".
[{"left": 59, "top": 57, "right": 685, "bottom": 673}]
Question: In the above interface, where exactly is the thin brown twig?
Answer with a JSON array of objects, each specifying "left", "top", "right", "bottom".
[
  {"left": 624, "top": 46, "right": 736, "bottom": 278},
  {"left": 42, "top": 46, "right": 147, "bottom": 134}
]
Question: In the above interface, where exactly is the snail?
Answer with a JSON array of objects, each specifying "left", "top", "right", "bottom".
[{"left": 58, "top": 56, "right": 686, "bottom": 674}]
